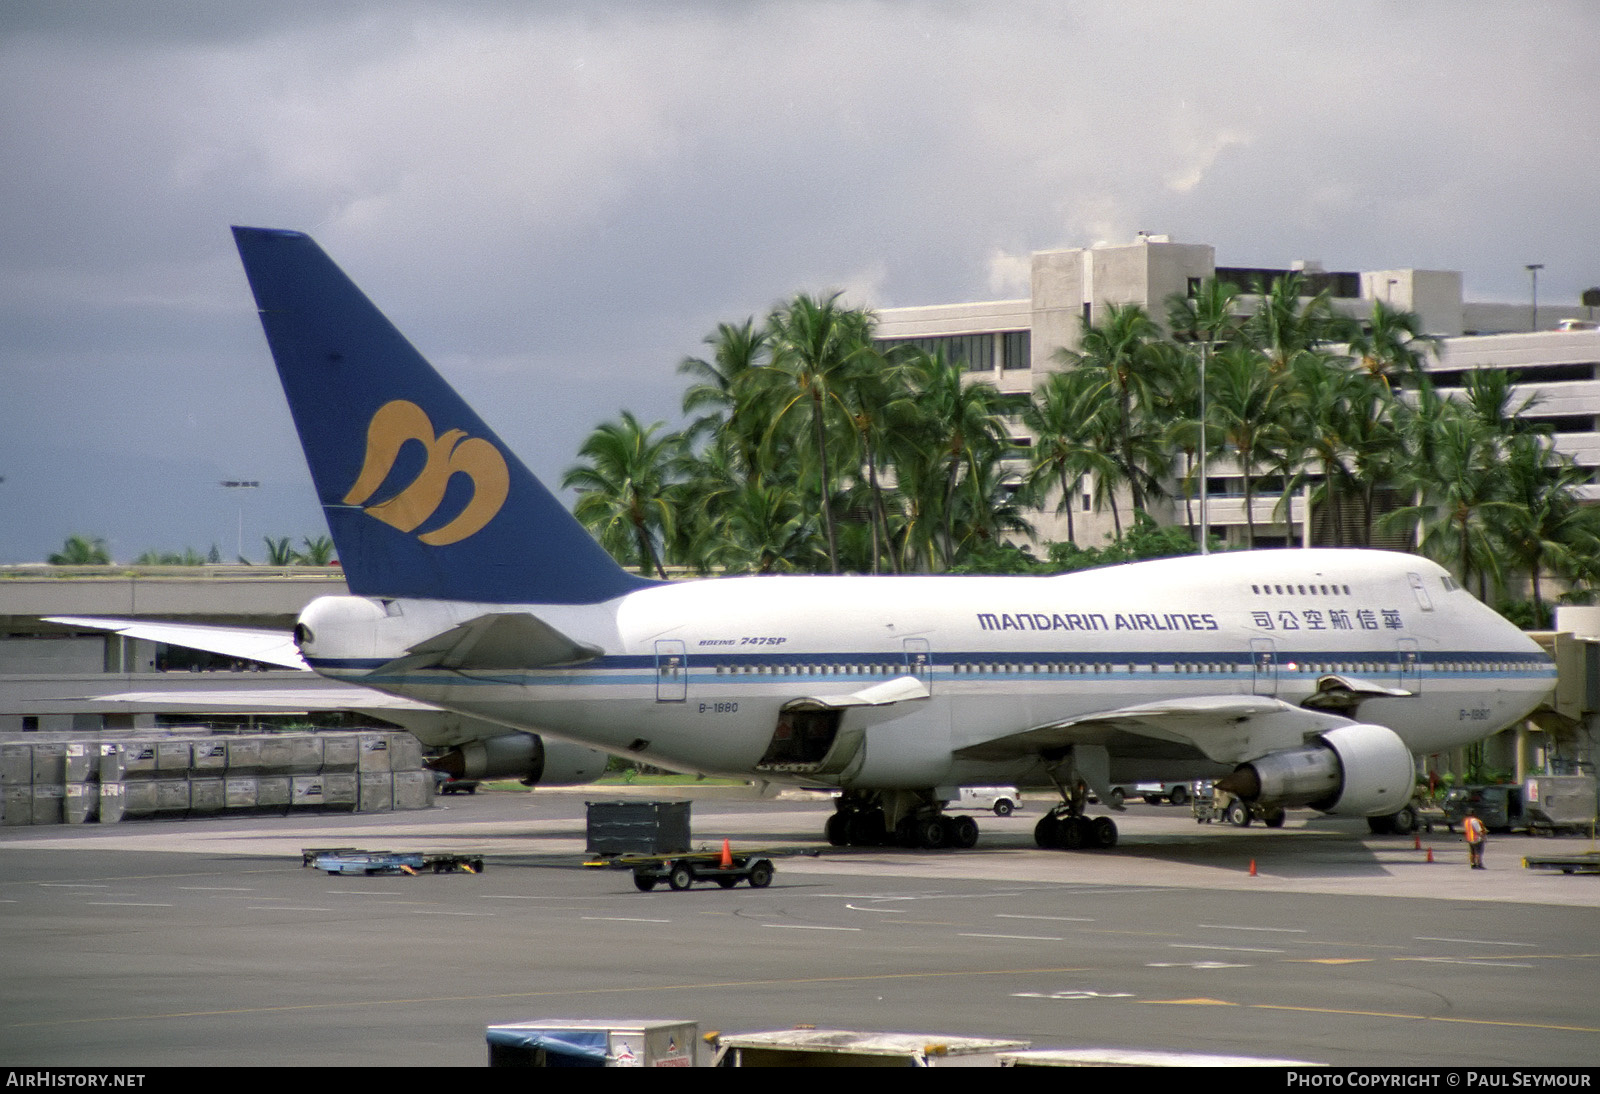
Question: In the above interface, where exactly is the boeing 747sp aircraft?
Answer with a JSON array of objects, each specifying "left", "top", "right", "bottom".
[{"left": 95, "top": 227, "right": 1563, "bottom": 851}]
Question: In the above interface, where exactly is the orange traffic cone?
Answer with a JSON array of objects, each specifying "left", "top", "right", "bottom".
[
  {"left": 1426, "top": 847, "right": 1434, "bottom": 863},
  {"left": 1249, "top": 859, "right": 1257, "bottom": 877},
  {"left": 720, "top": 838, "right": 733, "bottom": 868},
  {"left": 1414, "top": 832, "right": 1422, "bottom": 850}
]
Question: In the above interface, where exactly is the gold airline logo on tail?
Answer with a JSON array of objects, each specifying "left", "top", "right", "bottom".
[{"left": 343, "top": 400, "right": 509, "bottom": 546}]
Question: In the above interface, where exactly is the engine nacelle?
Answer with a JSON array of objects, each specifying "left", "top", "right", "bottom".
[
  {"left": 1218, "top": 723, "right": 1416, "bottom": 817},
  {"left": 431, "top": 734, "right": 608, "bottom": 787}
]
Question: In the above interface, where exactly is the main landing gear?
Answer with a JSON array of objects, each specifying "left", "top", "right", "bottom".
[
  {"left": 1034, "top": 758, "right": 1118, "bottom": 851},
  {"left": 825, "top": 791, "right": 980, "bottom": 850},
  {"left": 1033, "top": 810, "right": 1118, "bottom": 850}
]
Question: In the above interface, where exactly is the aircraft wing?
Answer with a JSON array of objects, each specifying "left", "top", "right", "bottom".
[
  {"left": 955, "top": 694, "right": 1357, "bottom": 767},
  {"left": 45, "top": 616, "right": 308, "bottom": 670}
]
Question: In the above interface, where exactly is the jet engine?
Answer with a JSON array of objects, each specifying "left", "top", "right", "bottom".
[
  {"left": 1216, "top": 723, "right": 1415, "bottom": 817},
  {"left": 429, "top": 733, "right": 608, "bottom": 787}
]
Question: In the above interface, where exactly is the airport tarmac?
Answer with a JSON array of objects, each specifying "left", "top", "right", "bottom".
[{"left": 2, "top": 787, "right": 1597, "bottom": 1067}]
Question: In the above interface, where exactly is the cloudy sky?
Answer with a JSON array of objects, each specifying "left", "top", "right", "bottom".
[{"left": 2, "top": 1, "right": 1596, "bottom": 564}]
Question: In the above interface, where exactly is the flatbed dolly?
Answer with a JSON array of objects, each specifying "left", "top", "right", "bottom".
[
  {"left": 303, "top": 848, "right": 484, "bottom": 875},
  {"left": 588, "top": 847, "right": 775, "bottom": 891},
  {"left": 1523, "top": 851, "right": 1600, "bottom": 875}
]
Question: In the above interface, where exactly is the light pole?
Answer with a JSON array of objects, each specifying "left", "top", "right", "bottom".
[
  {"left": 220, "top": 480, "right": 259, "bottom": 560},
  {"left": 1526, "top": 264, "right": 1544, "bottom": 331}
]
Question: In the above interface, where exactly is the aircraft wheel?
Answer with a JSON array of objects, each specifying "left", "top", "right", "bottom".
[
  {"left": 1033, "top": 814, "right": 1061, "bottom": 849},
  {"left": 668, "top": 864, "right": 694, "bottom": 891},
  {"left": 825, "top": 812, "right": 850, "bottom": 846},
  {"left": 747, "top": 861, "right": 773, "bottom": 888},
  {"left": 850, "top": 809, "right": 888, "bottom": 847},
  {"left": 1225, "top": 799, "right": 1252, "bottom": 827},
  {"left": 951, "top": 815, "right": 980, "bottom": 848},
  {"left": 1090, "top": 816, "right": 1118, "bottom": 848},
  {"left": 633, "top": 873, "right": 657, "bottom": 892},
  {"left": 1367, "top": 814, "right": 1396, "bottom": 835},
  {"left": 1168, "top": 785, "right": 1189, "bottom": 806},
  {"left": 1390, "top": 804, "right": 1419, "bottom": 836},
  {"left": 916, "top": 816, "right": 949, "bottom": 849},
  {"left": 1060, "top": 816, "right": 1088, "bottom": 850},
  {"left": 1263, "top": 807, "right": 1287, "bottom": 829}
]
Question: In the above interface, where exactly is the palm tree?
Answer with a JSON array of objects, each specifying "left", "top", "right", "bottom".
[
  {"left": 762, "top": 293, "right": 876, "bottom": 573},
  {"left": 563, "top": 412, "right": 684, "bottom": 579},
  {"left": 902, "top": 348, "right": 1023, "bottom": 569},
  {"left": 1492, "top": 433, "right": 1600, "bottom": 624},
  {"left": 1382, "top": 397, "right": 1507, "bottom": 597},
  {"left": 48, "top": 534, "right": 110, "bottom": 565},
  {"left": 701, "top": 481, "right": 821, "bottom": 574},
  {"left": 1205, "top": 344, "right": 1287, "bottom": 548},
  {"left": 1166, "top": 276, "right": 1244, "bottom": 348},
  {"left": 1244, "top": 272, "right": 1353, "bottom": 372},
  {"left": 1055, "top": 303, "right": 1173, "bottom": 517},
  {"left": 1348, "top": 298, "right": 1440, "bottom": 390},
  {"left": 678, "top": 318, "right": 771, "bottom": 481},
  {"left": 295, "top": 535, "right": 336, "bottom": 565},
  {"left": 262, "top": 536, "right": 296, "bottom": 565},
  {"left": 1023, "top": 369, "right": 1117, "bottom": 546},
  {"left": 838, "top": 342, "right": 918, "bottom": 573}
]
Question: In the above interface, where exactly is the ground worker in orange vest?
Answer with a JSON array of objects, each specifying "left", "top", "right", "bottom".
[{"left": 1463, "top": 810, "right": 1487, "bottom": 870}]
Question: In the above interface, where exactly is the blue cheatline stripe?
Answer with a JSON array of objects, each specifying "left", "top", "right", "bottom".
[
  {"left": 309, "top": 653, "right": 1553, "bottom": 690},
  {"left": 306, "top": 648, "right": 1554, "bottom": 671}
]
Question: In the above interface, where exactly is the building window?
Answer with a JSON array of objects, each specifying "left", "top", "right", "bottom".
[{"left": 1002, "top": 330, "right": 1031, "bottom": 370}]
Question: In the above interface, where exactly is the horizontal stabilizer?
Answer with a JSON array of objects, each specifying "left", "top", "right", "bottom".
[
  {"left": 45, "top": 616, "right": 307, "bottom": 670},
  {"left": 376, "top": 612, "right": 602, "bottom": 675},
  {"left": 781, "top": 674, "right": 930, "bottom": 712},
  {"left": 85, "top": 687, "right": 439, "bottom": 713}
]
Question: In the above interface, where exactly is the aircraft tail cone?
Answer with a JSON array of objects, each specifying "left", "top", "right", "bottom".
[{"left": 719, "top": 839, "right": 733, "bottom": 868}]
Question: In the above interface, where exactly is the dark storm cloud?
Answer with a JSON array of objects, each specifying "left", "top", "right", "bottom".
[{"left": 2, "top": 1, "right": 1597, "bottom": 561}]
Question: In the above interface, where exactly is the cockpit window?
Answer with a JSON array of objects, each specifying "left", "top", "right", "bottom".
[{"left": 1407, "top": 572, "right": 1435, "bottom": 611}]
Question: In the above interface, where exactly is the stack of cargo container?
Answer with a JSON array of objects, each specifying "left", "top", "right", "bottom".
[{"left": 1, "top": 731, "right": 433, "bottom": 825}]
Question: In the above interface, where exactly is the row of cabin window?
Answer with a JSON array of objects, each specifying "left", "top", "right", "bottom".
[
  {"left": 1252, "top": 582, "right": 1353, "bottom": 596},
  {"left": 713, "top": 663, "right": 898, "bottom": 676}
]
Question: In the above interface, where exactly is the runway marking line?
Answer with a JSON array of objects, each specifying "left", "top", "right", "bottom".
[
  {"left": 996, "top": 914, "right": 1094, "bottom": 923},
  {"left": 1413, "top": 936, "right": 1537, "bottom": 947},
  {"left": 762, "top": 924, "right": 861, "bottom": 931},
  {"left": 1196, "top": 923, "right": 1307, "bottom": 933},
  {"left": 1242, "top": 1003, "right": 1600, "bottom": 1035},
  {"left": 1, "top": 967, "right": 1095, "bottom": 1030}
]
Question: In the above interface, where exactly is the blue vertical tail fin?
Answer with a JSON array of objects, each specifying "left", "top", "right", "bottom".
[{"left": 232, "top": 226, "right": 655, "bottom": 605}]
